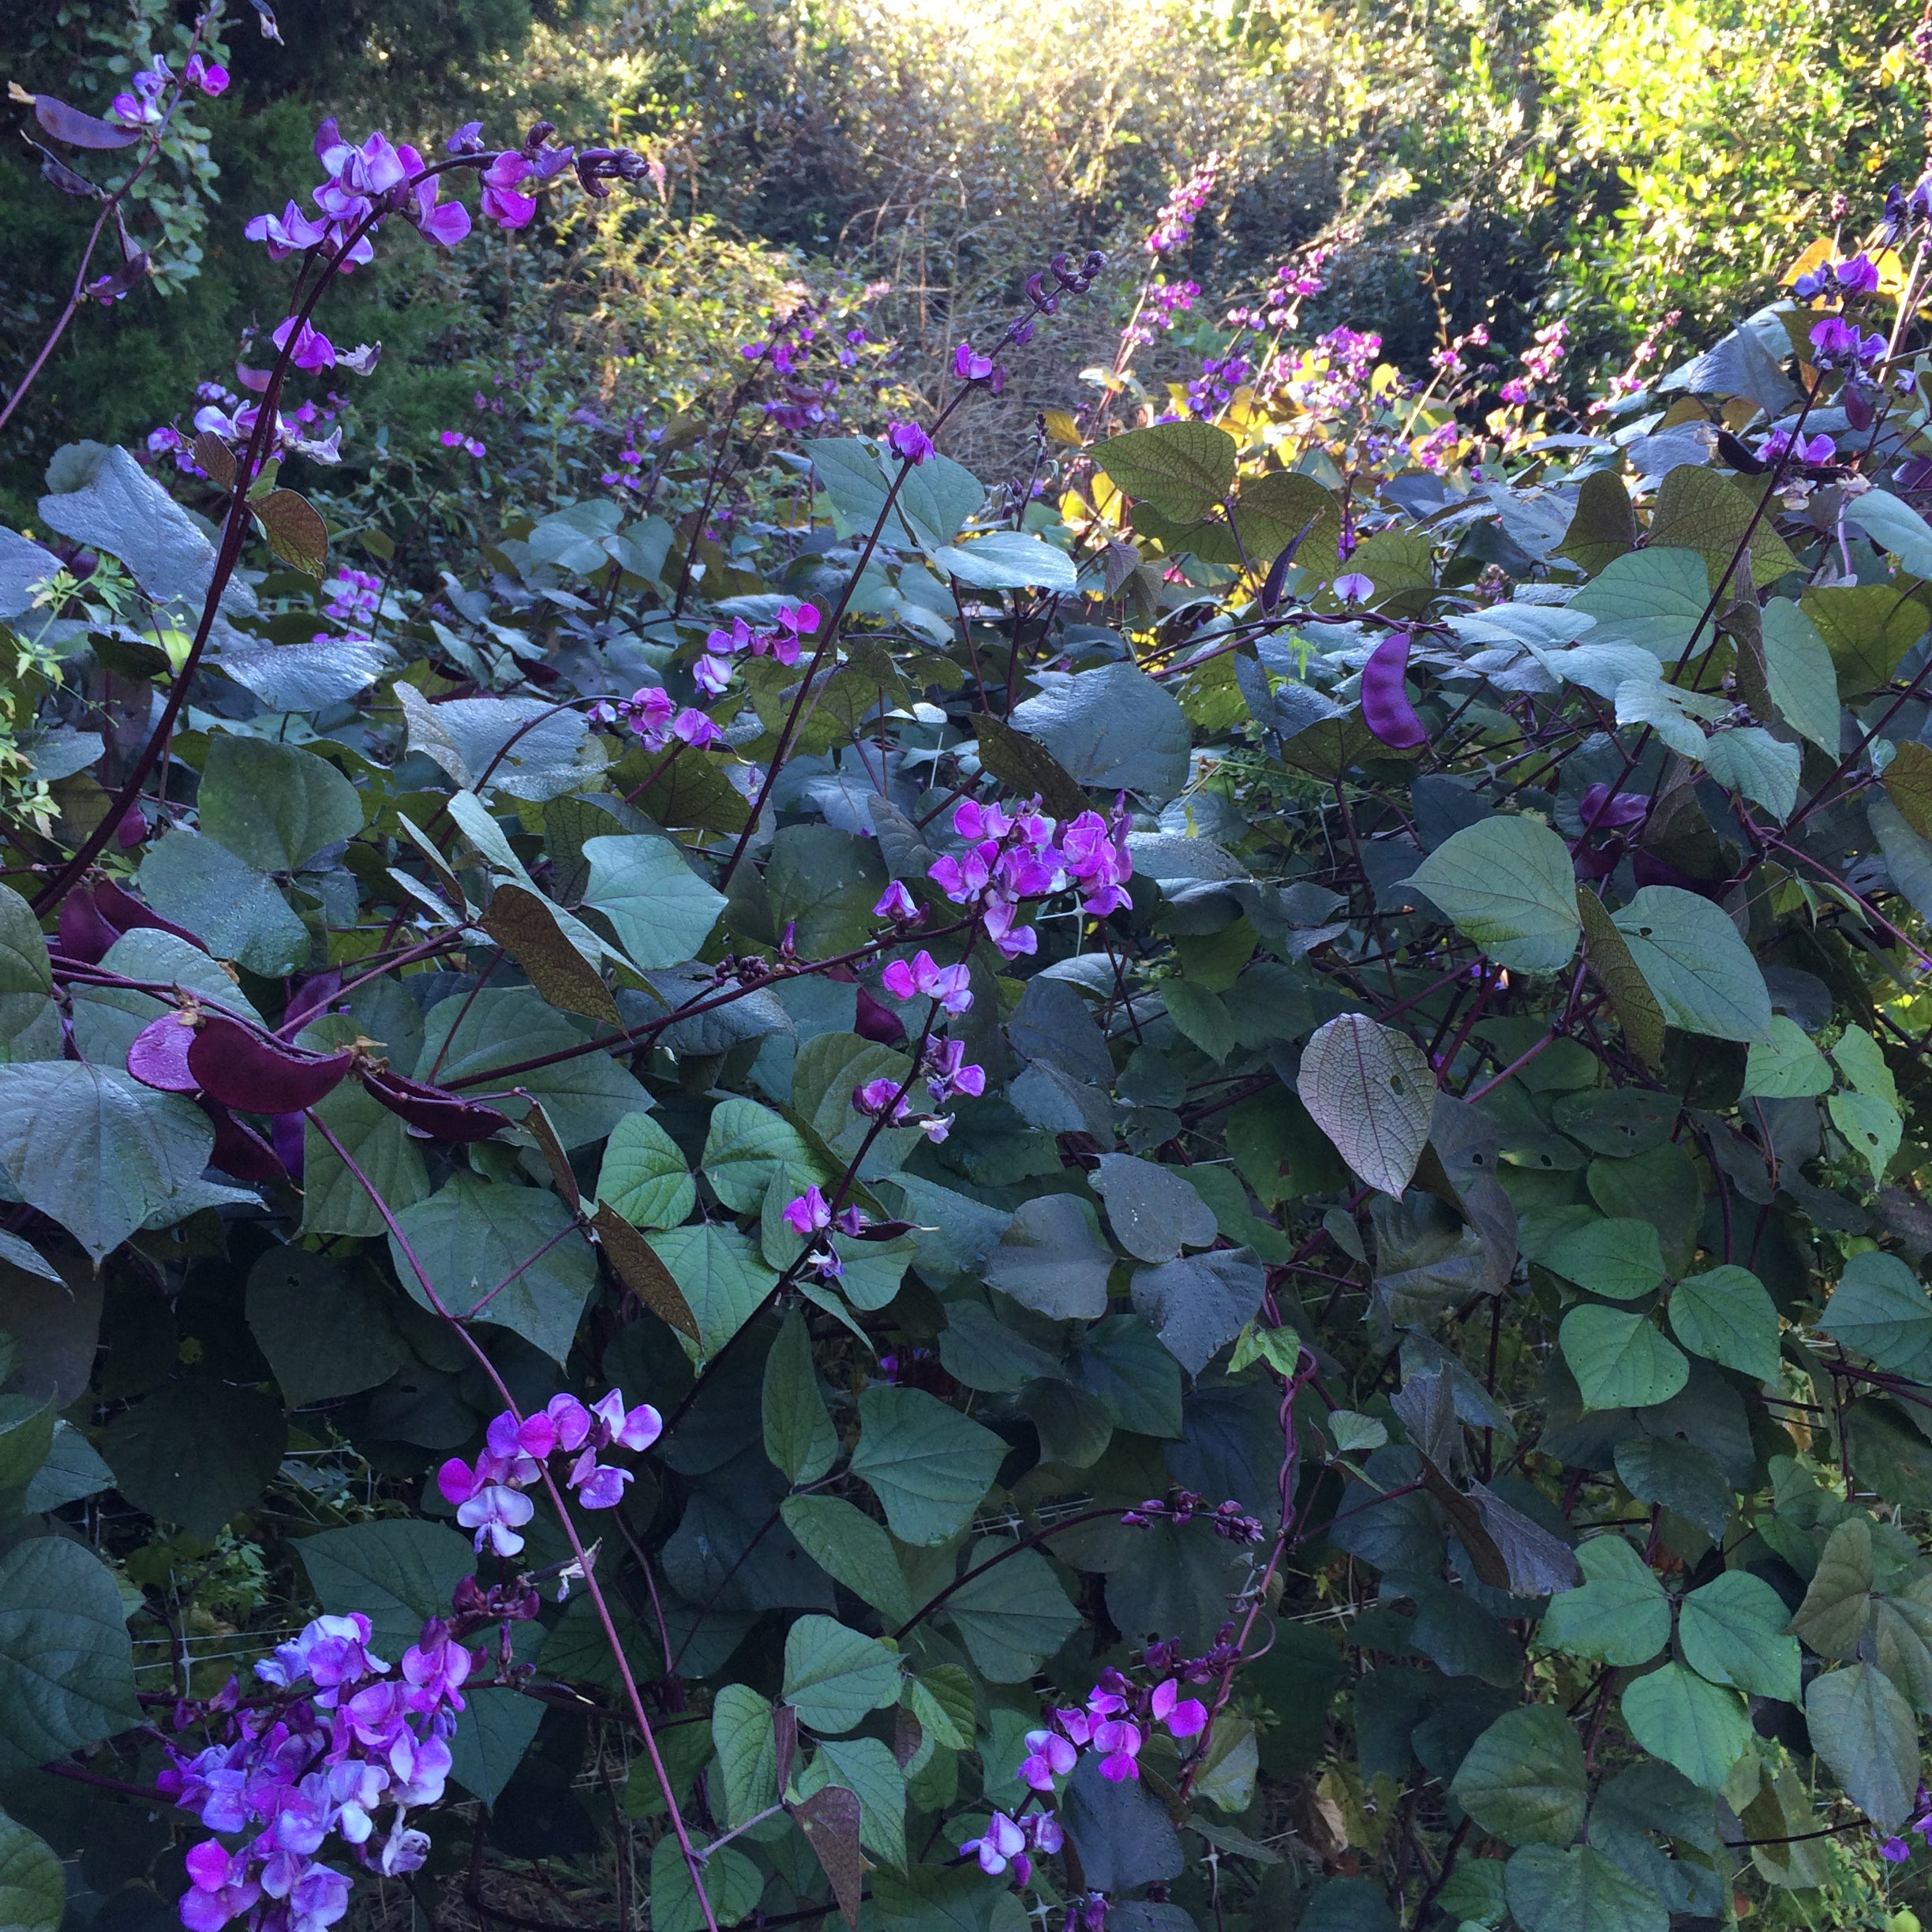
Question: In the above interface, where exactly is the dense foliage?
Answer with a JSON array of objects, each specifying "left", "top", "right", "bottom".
[{"left": 10, "top": 11, "right": 1932, "bottom": 1932}]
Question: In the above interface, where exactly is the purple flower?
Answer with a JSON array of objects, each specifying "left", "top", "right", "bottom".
[
  {"left": 447, "top": 122, "right": 485, "bottom": 154},
  {"left": 589, "top": 1387, "right": 663, "bottom": 1452},
  {"left": 961, "top": 1811, "right": 1028, "bottom": 1876},
  {"left": 456, "top": 1482, "right": 534, "bottom": 1557},
  {"left": 1091, "top": 1717, "right": 1144, "bottom": 1782},
  {"left": 1497, "top": 378, "right": 1530, "bottom": 405},
  {"left": 873, "top": 881, "right": 919, "bottom": 922},
  {"left": 784, "top": 1185, "right": 833, "bottom": 1236},
  {"left": 953, "top": 342, "right": 996, "bottom": 382},
  {"left": 272, "top": 317, "right": 336, "bottom": 372},
  {"left": 1019, "top": 1729, "right": 1076, "bottom": 1791},
  {"left": 481, "top": 152, "right": 537, "bottom": 229},
  {"left": 1835, "top": 253, "right": 1881, "bottom": 294},
  {"left": 1151, "top": 1677, "right": 1208, "bottom": 1737},
  {"left": 853, "top": 1077, "right": 912, "bottom": 1123},
  {"left": 1758, "top": 428, "right": 1835, "bottom": 466},
  {"left": 185, "top": 53, "right": 229, "bottom": 96},
  {"left": 1334, "top": 571, "right": 1374, "bottom": 604},
  {"left": 879, "top": 949, "right": 973, "bottom": 1013},
  {"left": 886, "top": 421, "right": 934, "bottom": 464},
  {"left": 1881, "top": 1835, "right": 1911, "bottom": 1863},
  {"left": 1810, "top": 316, "right": 1887, "bottom": 368},
  {"left": 400, "top": 1623, "right": 474, "bottom": 1713},
  {"left": 246, "top": 201, "right": 331, "bottom": 260},
  {"left": 572, "top": 1462, "right": 632, "bottom": 1509},
  {"left": 406, "top": 160, "right": 472, "bottom": 249}
]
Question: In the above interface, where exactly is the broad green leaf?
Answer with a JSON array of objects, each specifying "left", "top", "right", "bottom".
[
  {"left": 389, "top": 1172, "right": 596, "bottom": 1362},
  {"left": 1570, "top": 547, "right": 1711, "bottom": 660},
  {"left": 1619, "top": 1661, "right": 1750, "bottom": 1790},
  {"left": 1009, "top": 661, "right": 1191, "bottom": 802},
  {"left": 1844, "top": 487, "right": 1932, "bottom": 578},
  {"left": 983, "top": 1194, "right": 1114, "bottom": 1320},
  {"left": 781, "top": 1615, "right": 901, "bottom": 1733},
  {"left": 139, "top": 831, "right": 313, "bottom": 975},
  {"left": 808, "top": 1734, "right": 908, "bottom": 1867},
  {"left": 1541, "top": 1217, "right": 1665, "bottom": 1301},
  {"left": 1698, "top": 726, "right": 1798, "bottom": 821},
  {"left": 1758, "top": 598, "right": 1841, "bottom": 754},
  {"left": 1160, "top": 979, "right": 1236, "bottom": 1061},
  {"left": 763, "top": 1309, "right": 836, "bottom": 1485},
  {"left": 1871, "top": 1573, "right": 1932, "bottom": 1713},
  {"left": 101, "top": 1376, "right": 285, "bottom": 1537},
  {"left": 781, "top": 1496, "right": 915, "bottom": 1627},
  {"left": 649, "top": 1834, "right": 763, "bottom": 1932},
  {"left": 1090, "top": 1151, "right": 1216, "bottom": 1263},
  {"left": 197, "top": 734, "right": 363, "bottom": 874},
  {"left": 703, "top": 1097, "right": 826, "bottom": 1213},
  {"left": 1806, "top": 1661, "right": 1919, "bottom": 1828},
  {"left": 1559, "top": 1305, "right": 1689, "bottom": 1411},
  {"left": 1668, "top": 1266, "right": 1780, "bottom": 1382},
  {"left": 647, "top": 1223, "right": 777, "bottom": 1361},
  {"left": 765, "top": 826, "right": 890, "bottom": 957},
  {"left": 1540, "top": 1533, "right": 1668, "bottom": 1665},
  {"left": 1402, "top": 817, "right": 1582, "bottom": 973},
  {"left": 0, "top": 887, "right": 51, "bottom": 999},
  {"left": 849, "top": 1385, "right": 1005, "bottom": 1546},
  {"left": 1073, "top": 1314, "right": 1185, "bottom": 1438},
  {"left": 805, "top": 436, "right": 984, "bottom": 550},
  {"left": 932, "top": 531, "right": 1076, "bottom": 592},
  {"left": 1503, "top": 1844, "right": 1668, "bottom": 1932},
  {"left": 1646, "top": 465, "right": 1797, "bottom": 588},
  {"left": 906, "top": 1666, "right": 975, "bottom": 1751},
  {"left": 1610, "top": 886, "right": 1773, "bottom": 1043},
  {"left": 1448, "top": 1705, "right": 1587, "bottom": 1848},
  {"left": 1612, "top": 1436, "right": 1732, "bottom": 1541},
  {"left": 1297, "top": 1013, "right": 1436, "bottom": 1196},
  {"left": 297, "top": 1518, "right": 475, "bottom": 1655},
  {"left": 0, "top": 1062, "right": 213, "bottom": 1262},
  {"left": 450, "top": 1686, "right": 542, "bottom": 1805},
  {"left": 1679, "top": 1571, "right": 1801, "bottom": 1701},
  {"left": 1740, "top": 1015, "right": 1831, "bottom": 1099},
  {"left": 24, "top": 1423, "right": 114, "bottom": 1513},
  {"left": 0, "top": 1809, "right": 62, "bottom": 1932},
  {"left": 711, "top": 1683, "right": 779, "bottom": 1825},
  {"left": 245, "top": 1245, "right": 409, "bottom": 1406},
  {"left": 581, "top": 833, "right": 725, "bottom": 968},
  {"left": 1829, "top": 1088, "right": 1900, "bottom": 1185},
  {"left": 1818, "top": 1249, "right": 1932, "bottom": 1376},
  {"left": 1131, "top": 1246, "right": 1267, "bottom": 1375},
  {"left": 1789, "top": 1516, "right": 1874, "bottom": 1658},
  {"left": 0, "top": 1538, "right": 140, "bottom": 1777},
  {"left": 596, "top": 1113, "right": 697, "bottom": 1229},
  {"left": 1804, "top": 582, "right": 1928, "bottom": 696},
  {"left": 1091, "top": 421, "right": 1237, "bottom": 522},
  {"left": 941, "top": 1541, "right": 1083, "bottom": 1683}
]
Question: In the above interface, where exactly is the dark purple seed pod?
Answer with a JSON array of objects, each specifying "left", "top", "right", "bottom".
[
  {"left": 199, "top": 1099, "right": 288, "bottom": 1183},
  {"left": 283, "top": 969, "right": 343, "bottom": 1032},
  {"left": 852, "top": 983, "right": 905, "bottom": 1046},
  {"left": 1259, "top": 515, "right": 1319, "bottom": 617},
  {"left": 1844, "top": 384, "right": 1876, "bottom": 432},
  {"left": 1359, "top": 630, "right": 1428, "bottom": 749},
  {"left": 128, "top": 1012, "right": 200, "bottom": 1091},
  {"left": 187, "top": 1013, "right": 351, "bottom": 1113},
  {"left": 362, "top": 1069, "right": 511, "bottom": 1142},
  {"left": 271, "top": 1111, "right": 306, "bottom": 1181},
  {"left": 57, "top": 888, "right": 119, "bottom": 964}
]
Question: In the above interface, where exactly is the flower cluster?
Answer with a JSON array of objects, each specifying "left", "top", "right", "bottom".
[
  {"left": 1187, "top": 351, "right": 1250, "bottom": 417},
  {"left": 110, "top": 48, "right": 227, "bottom": 125},
  {"left": 1429, "top": 323, "right": 1491, "bottom": 379},
  {"left": 1810, "top": 314, "right": 1888, "bottom": 369},
  {"left": 1119, "top": 1488, "right": 1267, "bottom": 1543},
  {"left": 1497, "top": 319, "right": 1569, "bottom": 405},
  {"left": 1794, "top": 251, "right": 1881, "bottom": 301},
  {"left": 322, "top": 570, "right": 381, "bottom": 628},
  {"left": 1121, "top": 279, "right": 1197, "bottom": 352},
  {"left": 440, "top": 429, "right": 485, "bottom": 459},
  {"left": 1018, "top": 1664, "right": 1208, "bottom": 1790},
  {"left": 1275, "top": 325, "right": 1383, "bottom": 417},
  {"left": 961, "top": 1810, "right": 1063, "bottom": 1885},
  {"left": 437, "top": 1391, "right": 663, "bottom": 1556},
  {"left": 841, "top": 1027, "right": 986, "bottom": 1146},
  {"left": 1147, "top": 155, "right": 1218, "bottom": 255},
  {"left": 695, "top": 601, "right": 818, "bottom": 695},
  {"left": 1759, "top": 427, "right": 1835, "bottom": 466},
  {"left": 590, "top": 687, "right": 723, "bottom": 753},
  {"left": 162, "top": 1611, "right": 478, "bottom": 1932}
]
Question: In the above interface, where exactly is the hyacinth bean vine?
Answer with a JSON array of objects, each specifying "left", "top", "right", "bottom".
[{"left": 11, "top": 33, "right": 1932, "bottom": 1932}]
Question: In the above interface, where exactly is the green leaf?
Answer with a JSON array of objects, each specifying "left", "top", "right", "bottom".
[
  {"left": 941, "top": 1541, "right": 1083, "bottom": 1682},
  {"left": 1610, "top": 886, "right": 1773, "bottom": 1043},
  {"left": 595, "top": 1112, "right": 697, "bottom": 1229},
  {"left": 1843, "top": 487, "right": 1932, "bottom": 578},
  {"left": 581, "top": 833, "right": 725, "bottom": 968},
  {"left": 0, "top": 1061, "right": 212, "bottom": 1261},
  {"left": 1296, "top": 1013, "right": 1435, "bottom": 1197},
  {"left": 1541, "top": 1217, "right": 1665, "bottom": 1301},
  {"left": 1008, "top": 661, "right": 1190, "bottom": 802},
  {"left": 982, "top": 1195, "right": 1113, "bottom": 1321},
  {"left": 1448, "top": 1705, "right": 1588, "bottom": 1848},
  {"left": 1540, "top": 1533, "right": 1668, "bottom": 1666},
  {"left": 1758, "top": 598, "right": 1842, "bottom": 754},
  {"left": 1159, "top": 979, "right": 1236, "bottom": 1061},
  {"left": 792, "top": 1032, "right": 916, "bottom": 1166},
  {"left": 1612, "top": 1436, "right": 1732, "bottom": 1541},
  {"left": 1740, "top": 1015, "right": 1832, "bottom": 1099},
  {"left": 1668, "top": 1266, "right": 1780, "bottom": 1382},
  {"left": 389, "top": 1172, "right": 596, "bottom": 1362},
  {"left": 1804, "top": 582, "right": 1929, "bottom": 697},
  {"left": 649, "top": 1833, "right": 763, "bottom": 1932},
  {"left": 245, "top": 1245, "right": 409, "bottom": 1405},
  {"left": 0, "top": 1809, "right": 62, "bottom": 1932},
  {"left": 24, "top": 1423, "right": 114, "bottom": 1513},
  {"left": 850, "top": 1385, "right": 1005, "bottom": 1545},
  {"left": 805, "top": 436, "right": 984, "bottom": 550},
  {"left": 1679, "top": 1571, "right": 1801, "bottom": 1701},
  {"left": 1620, "top": 1662, "right": 1750, "bottom": 1790},
  {"left": 1131, "top": 1246, "right": 1267, "bottom": 1375},
  {"left": 810, "top": 1734, "right": 908, "bottom": 1869},
  {"left": 1789, "top": 1517, "right": 1874, "bottom": 1659},
  {"left": 100, "top": 1377, "right": 285, "bottom": 1538},
  {"left": 139, "top": 831, "right": 312, "bottom": 975},
  {"left": 1559, "top": 1305, "right": 1689, "bottom": 1411},
  {"left": 1092, "top": 421, "right": 1237, "bottom": 522},
  {"left": 703, "top": 1098, "right": 827, "bottom": 1214},
  {"left": 781, "top": 1614, "right": 901, "bottom": 1733},
  {"left": 647, "top": 1223, "right": 777, "bottom": 1361},
  {"left": 1698, "top": 727, "right": 1798, "bottom": 821},
  {"left": 1570, "top": 547, "right": 1712, "bottom": 661},
  {"left": 1646, "top": 465, "right": 1797, "bottom": 588},
  {"left": 0, "top": 1537, "right": 140, "bottom": 1777},
  {"left": 763, "top": 1309, "right": 836, "bottom": 1485},
  {"left": 1829, "top": 1087, "right": 1901, "bottom": 1185},
  {"left": 1807, "top": 1661, "right": 1920, "bottom": 1828},
  {"left": 1402, "top": 817, "right": 1583, "bottom": 972},
  {"left": 1503, "top": 1845, "right": 1667, "bottom": 1932},
  {"left": 1090, "top": 1152, "right": 1216, "bottom": 1263},
  {"left": 0, "top": 888, "right": 51, "bottom": 1000},
  {"left": 1073, "top": 1314, "right": 1185, "bottom": 1438},
  {"left": 932, "top": 532, "right": 1076, "bottom": 592},
  {"left": 711, "top": 1683, "right": 778, "bottom": 1825},
  {"left": 780, "top": 1496, "right": 914, "bottom": 1627},
  {"left": 1818, "top": 1249, "right": 1932, "bottom": 1376},
  {"left": 450, "top": 1686, "right": 542, "bottom": 1805},
  {"left": 197, "top": 735, "right": 362, "bottom": 874},
  {"left": 0, "top": 1398, "right": 54, "bottom": 1497},
  {"left": 297, "top": 1518, "right": 476, "bottom": 1654}
]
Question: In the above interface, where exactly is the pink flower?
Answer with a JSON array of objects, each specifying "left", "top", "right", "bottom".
[
  {"left": 1019, "top": 1728, "right": 1076, "bottom": 1791},
  {"left": 455, "top": 1483, "right": 534, "bottom": 1557},
  {"left": 1151, "top": 1678, "right": 1208, "bottom": 1737},
  {"left": 547, "top": 1392, "right": 593, "bottom": 1450},
  {"left": 878, "top": 949, "right": 973, "bottom": 1013},
  {"left": 887, "top": 421, "right": 934, "bottom": 464},
  {"left": 692, "top": 653, "right": 734, "bottom": 696},
  {"left": 1092, "top": 1717, "right": 1144, "bottom": 1781},
  {"left": 1333, "top": 571, "right": 1374, "bottom": 605},
  {"left": 854, "top": 1077, "right": 912, "bottom": 1122},
  {"left": 182, "top": 1841, "right": 260, "bottom": 1932},
  {"left": 406, "top": 156, "right": 472, "bottom": 249},
  {"left": 185, "top": 53, "right": 229, "bottom": 95},
  {"left": 672, "top": 708, "right": 723, "bottom": 749},
  {"left": 573, "top": 1463, "right": 632, "bottom": 1509},
  {"left": 961, "top": 1811, "right": 1028, "bottom": 1876},
  {"left": 953, "top": 343, "right": 996, "bottom": 382},
  {"left": 272, "top": 317, "right": 337, "bottom": 371},
  {"left": 982, "top": 900, "right": 1036, "bottom": 960},
  {"left": 591, "top": 1387, "right": 664, "bottom": 1452},
  {"left": 784, "top": 1185, "right": 833, "bottom": 1235},
  {"left": 481, "top": 152, "right": 537, "bottom": 228},
  {"left": 873, "top": 881, "right": 919, "bottom": 922}
]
